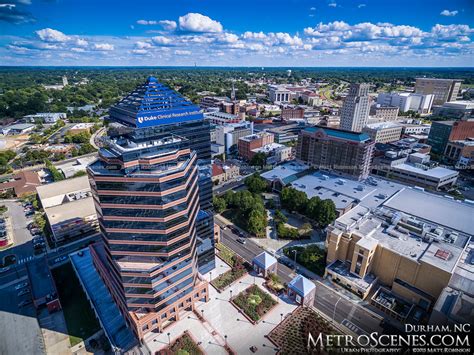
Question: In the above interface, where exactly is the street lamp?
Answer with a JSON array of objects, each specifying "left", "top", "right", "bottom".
[
  {"left": 292, "top": 250, "right": 297, "bottom": 271},
  {"left": 167, "top": 332, "right": 171, "bottom": 345},
  {"left": 280, "top": 313, "right": 284, "bottom": 322},
  {"left": 333, "top": 297, "right": 342, "bottom": 324},
  {"left": 201, "top": 309, "right": 204, "bottom": 319},
  {"left": 229, "top": 290, "right": 233, "bottom": 300},
  {"left": 224, "top": 335, "right": 228, "bottom": 346},
  {"left": 209, "top": 271, "right": 212, "bottom": 282}
]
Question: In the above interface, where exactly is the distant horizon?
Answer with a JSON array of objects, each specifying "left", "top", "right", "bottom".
[{"left": 1, "top": 65, "right": 474, "bottom": 69}]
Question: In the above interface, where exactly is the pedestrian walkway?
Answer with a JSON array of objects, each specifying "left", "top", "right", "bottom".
[{"left": 17, "top": 255, "right": 34, "bottom": 264}]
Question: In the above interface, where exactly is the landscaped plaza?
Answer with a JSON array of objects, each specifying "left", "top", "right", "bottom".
[{"left": 144, "top": 257, "right": 300, "bottom": 354}]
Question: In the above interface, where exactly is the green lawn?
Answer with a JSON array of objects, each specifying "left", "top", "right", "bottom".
[
  {"left": 52, "top": 262, "right": 101, "bottom": 346},
  {"left": 283, "top": 245, "right": 326, "bottom": 277},
  {"left": 233, "top": 285, "right": 277, "bottom": 322}
]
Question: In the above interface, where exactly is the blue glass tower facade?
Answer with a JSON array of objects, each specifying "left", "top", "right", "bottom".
[{"left": 87, "top": 77, "right": 214, "bottom": 340}]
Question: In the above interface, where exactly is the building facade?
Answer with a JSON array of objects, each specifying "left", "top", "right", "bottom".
[
  {"left": 415, "top": 78, "right": 462, "bottom": 105},
  {"left": 432, "top": 101, "right": 474, "bottom": 120},
  {"left": 362, "top": 122, "right": 403, "bottom": 144},
  {"left": 377, "top": 92, "right": 434, "bottom": 114},
  {"left": 296, "top": 126, "right": 375, "bottom": 181},
  {"left": 427, "top": 120, "right": 474, "bottom": 155},
  {"left": 87, "top": 77, "right": 213, "bottom": 341},
  {"left": 238, "top": 131, "right": 274, "bottom": 161},
  {"left": 340, "top": 83, "right": 370, "bottom": 132},
  {"left": 370, "top": 106, "right": 400, "bottom": 121}
]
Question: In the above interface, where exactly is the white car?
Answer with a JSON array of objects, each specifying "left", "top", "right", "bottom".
[{"left": 15, "top": 282, "right": 28, "bottom": 290}]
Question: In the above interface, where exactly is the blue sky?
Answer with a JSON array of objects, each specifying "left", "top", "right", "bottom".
[{"left": 0, "top": 0, "right": 473, "bottom": 66}]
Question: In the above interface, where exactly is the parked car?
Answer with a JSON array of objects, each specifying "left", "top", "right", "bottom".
[
  {"left": 53, "top": 256, "right": 67, "bottom": 264},
  {"left": 18, "top": 288, "right": 30, "bottom": 296},
  {"left": 18, "top": 299, "right": 32, "bottom": 307},
  {"left": 0, "top": 266, "right": 10, "bottom": 273},
  {"left": 15, "top": 282, "right": 28, "bottom": 290},
  {"left": 33, "top": 236, "right": 45, "bottom": 243}
]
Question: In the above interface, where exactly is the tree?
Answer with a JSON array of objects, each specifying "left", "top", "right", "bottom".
[
  {"left": 44, "top": 159, "right": 64, "bottom": 182},
  {"left": 245, "top": 174, "right": 267, "bottom": 194},
  {"left": 306, "top": 196, "right": 322, "bottom": 221},
  {"left": 317, "top": 199, "right": 337, "bottom": 227},
  {"left": 280, "top": 187, "right": 307, "bottom": 213},
  {"left": 249, "top": 152, "right": 266, "bottom": 168},
  {"left": 247, "top": 209, "right": 267, "bottom": 237},
  {"left": 212, "top": 196, "right": 227, "bottom": 213},
  {"left": 274, "top": 209, "right": 288, "bottom": 224}
]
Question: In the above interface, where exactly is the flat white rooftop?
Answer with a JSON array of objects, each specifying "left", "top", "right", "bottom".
[
  {"left": 383, "top": 188, "right": 474, "bottom": 236},
  {"left": 392, "top": 163, "right": 458, "bottom": 179}
]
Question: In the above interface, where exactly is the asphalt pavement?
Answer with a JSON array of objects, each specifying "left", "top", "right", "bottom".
[{"left": 217, "top": 217, "right": 383, "bottom": 336}]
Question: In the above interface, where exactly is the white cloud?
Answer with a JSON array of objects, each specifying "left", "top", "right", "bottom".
[
  {"left": 93, "top": 43, "right": 114, "bottom": 51},
  {"left": 358, "top": 4, "right": 366, "bottom": 8},
  {"left": 71, "top": 47, "right": 85, "bottom": 52},
  {"left": 75, "top": 38, "right": 88, "bottom": 47},
  {"left": 36, "top": 28, "right": 70, "bottom": 42},
  {"left": 137, "top": 20, "right": 157, "bottom": 25},
  {"left": 131, "top": 49, "right": 149, "bottom": 55},
  {"left": 151, "top": 36, "right": 172, "bottom": 45},
  {"left": 440, "top": 10, "right": 458, "bottom": 17},
  {"left": 178, "top": 13, "right": 223, "bottom": 33},
  {"left": 174, "top": 49, "right": 191, "bottom": 55},
  {"left": 159, "top": 20, "right": 177, "bottom": 31},
  {"left": 135, "top": 41, "right": 152, "bottom": 49},
  {"left": 310, "top": 7, "right": 316, "bottom": 11},
  {"left": 328, "top": 2, "right": 337, "bottom": 7}
]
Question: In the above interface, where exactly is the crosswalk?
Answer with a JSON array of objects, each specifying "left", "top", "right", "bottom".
[
  {"left": 342, "top": 318, "right": 367, "bottom": 336},
  {"left": 17, "top": 256, "right": 34, "bottom": 265}
]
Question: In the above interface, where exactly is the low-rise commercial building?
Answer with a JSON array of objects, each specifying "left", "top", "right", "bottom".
[
  {"left": 55, "top": 156, "right": 97, "bottom": 179},
  {"left": 211, "top": 162, "right": 240, "bottom": 184},
  {"left": 362, "top": 122, "right": 403, "bottom": 143},
  {"left": 444, "top": 139, "right": 474, "bottom": 167},
  {"left": 326, "top": 188, "right": 472, "bottom": 321},
  {"left": 281, "top": 105, "right": 305, "bottom": 122},
  {"left": 26, "top": 256, "right": 61, "bottom": 313},
  {"left": 68, "top": 122, "right": 96, "bottom": 134},
  {"left": 0, "top": 171, "right": 41, "bottom": 197},
  {"left": 24, "top": 112, "right": 67, "bottom": 123},
  {"left": 204, "top": 111, "right": 242, "bottom": 125},
  {"left": 238, "top": 132, "right": 274, "bottom": 161},
  {"left": 432, "top": 100, "right": 474, "bottom": 120},
  {"left": 2, "top": 123, "right": 35, "bottom": 135},
  {"left": 251, "top": 143, "right": 292, "bottom": 165},
  {"left": 296, "top": 126, "right": 375, "bottom": 181},
  {"left": 372, "top": 152, "right": 458, "bottom": 190},
  {"left": 36, "top": 175, "right": 99, "bottom": 243}
]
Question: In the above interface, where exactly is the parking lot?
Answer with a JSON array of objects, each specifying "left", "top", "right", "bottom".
[{"left": 0, "top": 278, "right": 45, "bottom": 355}]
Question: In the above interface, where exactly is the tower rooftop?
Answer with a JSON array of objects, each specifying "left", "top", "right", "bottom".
[{"left": 109, "top": 76, "right": 203, "bottom": 128}]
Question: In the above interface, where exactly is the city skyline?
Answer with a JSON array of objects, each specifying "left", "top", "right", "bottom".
[{"left": 0, "top": 0, "right": 473, "bottom": 67}]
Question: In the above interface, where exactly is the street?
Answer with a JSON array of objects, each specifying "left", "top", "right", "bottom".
[{"left": 216, "top": 216, "right": 383, "bottom": 336}]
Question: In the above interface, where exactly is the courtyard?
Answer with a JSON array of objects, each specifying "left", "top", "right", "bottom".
[{"left": 144, "top": 257, "right": 299, "bottom": 355}]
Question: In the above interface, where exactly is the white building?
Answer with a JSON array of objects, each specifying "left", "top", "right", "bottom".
[
  {"left": 24, "top": 112, "right": 67, "bottom": 123},
  {"left": 362, "top": 122, "right": 403, "bottom": 143},
  {"left": 215, "top": 121, "right": 253, "bottom": 153},
  {"left": 268, "top": 85, "right": 292, "bottom": 104},
  {"left": 340, "top": 83, "right": 370, "bottom": 132},
  {"left": 377, "top": 93, "right": 434, "bottom": 114}
]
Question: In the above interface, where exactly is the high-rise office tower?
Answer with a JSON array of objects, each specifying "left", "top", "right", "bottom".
[
  {"left": 415, "top": 78, "right": 462, "bottom": 105},
  {"left": 87, "top": 77, "right": 214, "bottom": 340},
  {"left": 340, "top": 83, "right": 370, "bottom": 132}
]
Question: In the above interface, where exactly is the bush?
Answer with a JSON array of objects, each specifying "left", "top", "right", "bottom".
[{"left": 233, "top": 285, "right": 277, "bottom": 322}]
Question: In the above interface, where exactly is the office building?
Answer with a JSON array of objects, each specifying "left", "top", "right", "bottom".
[
  {"left": 432, "top": 101, "right": 474, "bottom": 120},
  {"left": 199, "top": 96, "right": 228, "bottom": 110},
  {"left": 362, "top": 122, "right": 403, "bottom": 144},
  {"left": 251, "top": 143, "right": 292, "bottom": 165},
  {"left": 369, "top": 106, "right": 399, "bottom": 121},
  {"left": 55, "top": 156, "right": 98, "bottom": 179},
  {"left": 69, "top": 122, "right": 96, "bottom": 134},
  {"left": 415, "top": 78, "right": 462, "bottom": 105},
  {"left": 281, "top": 105, "right": 305, "bottom": 122},
  {"left": 296, "top": 126, "right": 375, "bottom": 181},
  {"left": 36, "top": 175, "right": 99, "bottom": 243},
  {"left": 427, "top": 120, "right": 474, "bottom": 154},
  {"left": 340, "top": 83, "right": 370, "bottom": 132},
  {"left": 86, "top": 77, "right": 213, "bottom": 341},
  {"left": 326, "top": 188, "right": 472, "bottom": 322},
  {"left": 238, "top": 132, "right": 274, "bottom": 161},
  {"left": 215, "top": 121, "right": 253, "bottom": 153},
  {"left": 377, "top": 92, "right": 434, "bottom": 114}
]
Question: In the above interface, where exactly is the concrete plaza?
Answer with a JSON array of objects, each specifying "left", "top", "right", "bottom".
[{"left": 144, "top": 257, "right": 298, "bottom": 355}]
